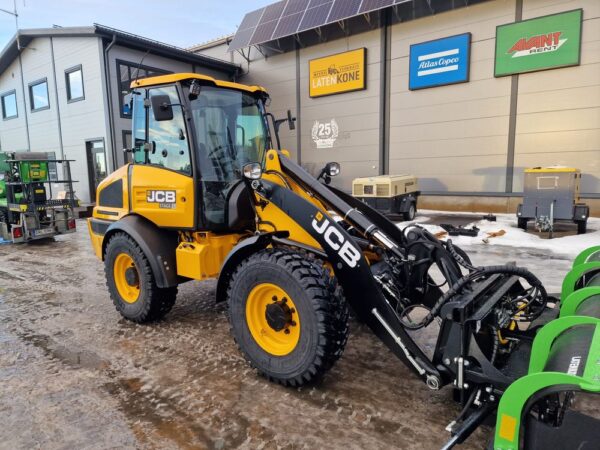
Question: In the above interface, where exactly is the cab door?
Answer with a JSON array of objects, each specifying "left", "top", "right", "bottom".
[{"left": 129, "top": 85, "right": 195, "bottom": 229}]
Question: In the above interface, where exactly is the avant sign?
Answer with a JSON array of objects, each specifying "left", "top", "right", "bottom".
[
  {"left": 495, "top": 9, "right": 582, "bottom": 77},
  {"left": 309, "top": 48, "right": 366, "bottom": 98}
]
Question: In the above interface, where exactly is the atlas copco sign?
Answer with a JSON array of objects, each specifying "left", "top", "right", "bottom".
[
  {"left": 495, "top": 9, "right": 582, "bottom": 77},
  {"left": 409, "top": 33, "right": 471, "bottom": 90}
]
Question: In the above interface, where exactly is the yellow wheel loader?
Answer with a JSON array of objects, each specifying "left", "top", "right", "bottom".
[{"left": 88, "top": 73, "right": 600, "bottom": 449}]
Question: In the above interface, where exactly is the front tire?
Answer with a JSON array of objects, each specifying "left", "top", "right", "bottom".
[
  {"left": 104, "top": 232, "right": 177, "bottom": 323},
  {"left": 227, "top": 248, "right": 349, "bottom": 386}
]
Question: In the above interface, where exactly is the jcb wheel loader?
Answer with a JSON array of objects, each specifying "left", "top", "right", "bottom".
[{"left": 88, "top": 73, "right": 599, "bottom": 449}]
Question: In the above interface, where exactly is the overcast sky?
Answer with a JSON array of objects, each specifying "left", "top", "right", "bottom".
[{"left": 0, "top": 0, "right": 272, "bottom": 50}]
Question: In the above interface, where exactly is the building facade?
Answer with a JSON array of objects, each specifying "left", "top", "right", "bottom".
[
  {"left": 0, "top": 25, "right": 238, "bottom": 203},
  {"left": 193, "top": 0, "right": 600, "bottom": 214}
]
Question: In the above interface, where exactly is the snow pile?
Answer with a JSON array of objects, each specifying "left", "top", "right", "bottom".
[{"left": 397, "top": 210, "right": 600, "bottom": 259}]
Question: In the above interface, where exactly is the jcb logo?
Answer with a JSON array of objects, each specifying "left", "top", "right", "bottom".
[
  {"left": 147, "top": 190, "right": 176, "bottom": 203},
  {"left": 312, "top": 212, "right": 361, "bottom": 268}
]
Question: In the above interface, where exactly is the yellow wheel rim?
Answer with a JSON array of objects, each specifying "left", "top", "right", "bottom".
[
  {"left": 245, "top": 283, "right": 301, "bottom": 356},
  {"left": 113, "top": 253, "right": 140, "bottom": 304}
]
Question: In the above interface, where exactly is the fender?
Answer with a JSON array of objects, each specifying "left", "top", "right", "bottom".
[
  {"left": 103, "top": 214, "right": 179, "bottom": 288},
  {"left": 215, "top": 231, "right": 288, "bottom": 303}
]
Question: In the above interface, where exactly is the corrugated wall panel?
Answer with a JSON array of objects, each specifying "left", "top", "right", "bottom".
[
  {"left": 388, "top": 0, "right": 516, "bottom": 192},
  {"left": 513, "top": 0, "right": 600, "bottom": 194}
]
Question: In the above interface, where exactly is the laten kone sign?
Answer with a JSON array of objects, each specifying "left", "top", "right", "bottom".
[{"left": 309, "top": 48, "right": 366, "bottom": 98}]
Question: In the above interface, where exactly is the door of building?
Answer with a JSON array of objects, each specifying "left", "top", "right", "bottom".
[{"left": 86, "top": 139, "right": 107, "bottom": 202}]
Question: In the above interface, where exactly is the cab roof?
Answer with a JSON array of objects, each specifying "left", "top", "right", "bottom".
[{"left": 130, "top": 73, "right": 267, "bottom": 95}]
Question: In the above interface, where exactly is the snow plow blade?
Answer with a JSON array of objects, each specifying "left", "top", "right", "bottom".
[{"left": 493, "top": 246, "right": 600, "bottom": 450}]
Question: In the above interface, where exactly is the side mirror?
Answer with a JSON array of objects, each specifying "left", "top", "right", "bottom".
[
  {"left": 242, "top": 162, "right": 262, "bottom": 180},
  {"left": 287, "top": 109, "right": 296, "bottom": 130},
  {"left": 150, "top": 94, "right": 173, "bottom": 121}
]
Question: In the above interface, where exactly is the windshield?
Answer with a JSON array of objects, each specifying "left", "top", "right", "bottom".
[{"left": 189, "top": 86, "right": 268, "bottom": 183}]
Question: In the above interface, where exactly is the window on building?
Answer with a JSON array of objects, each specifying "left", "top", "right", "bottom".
[
  {"left": 1, "top": 90, "right": 17, "bottom": 119},
  {"left": 117, "top": 60, "right": 169, "bottom": 119},
  {"left": 29, "top": 79, "right": 50, "bottom": 111},
  {"left": 65, "top": 65, "right": 84, "bottom": 102}
]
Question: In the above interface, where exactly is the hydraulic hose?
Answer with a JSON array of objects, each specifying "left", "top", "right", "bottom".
[{"left": 401, "top": 265, "right": 548, "bottom": 330}]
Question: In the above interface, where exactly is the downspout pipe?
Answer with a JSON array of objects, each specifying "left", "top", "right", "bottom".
[{"left": 103, "top": 34, "right": 117, "bottom": 171}]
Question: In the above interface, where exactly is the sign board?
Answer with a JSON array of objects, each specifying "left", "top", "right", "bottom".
[
  {"left": 309, "top": 48, "right": 366, "bottom": 98},
  {"left": 311, "top": 119, "right": 339, "bottom": 148},
  {"left": 494, "top": 9, "right": 582, "bottom": 77},
  {"left": 409, "top": 33, "right": 471, "bottom": 90}
]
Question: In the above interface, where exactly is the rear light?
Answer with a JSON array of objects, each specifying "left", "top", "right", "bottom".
[
  {"left": 12, "top": 227, "right": 23, "bottom": 238},
  {"left": 68, "top": 219, "right": 76, "bottom": 230}
]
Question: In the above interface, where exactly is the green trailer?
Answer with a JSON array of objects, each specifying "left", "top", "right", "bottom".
[{"left": 0, "top": 152, "right": 78, "bottom": 243}]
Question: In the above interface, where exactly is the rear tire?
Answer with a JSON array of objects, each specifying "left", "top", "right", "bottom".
[
  {"left": 403, "top": 202, "right": 416, "bottom": 221},
  {"left": 104, "top": 232, "right": 177, "bottom": 323},
  {"left": 227, "top": 248, "right": 349, "bottom": 386},
  {"left": 518, "top": 217, "right": 528, "bottom": 231}
]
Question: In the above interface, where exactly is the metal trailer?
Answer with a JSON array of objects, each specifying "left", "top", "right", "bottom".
[
  {"left": 352, "top": 174, "right": 420, "bottom": 220},
  {"left": 0, "top": 152, "right": 78, "bottom": 243},
  {"left": 517, "top": 167, "right": 589, "bottom": 235}
]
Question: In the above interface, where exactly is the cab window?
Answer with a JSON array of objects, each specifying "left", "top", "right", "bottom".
[
  {"left": 132, "top": 85, "right": 192, "bottom": 175},
  {"left": 236, "top": 114, "right": 265, "bottom": 166}
]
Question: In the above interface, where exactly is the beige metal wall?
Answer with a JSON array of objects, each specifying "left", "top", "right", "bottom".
[
  {"left": 388, "top": 0, "right": 516, "bottom": 193},
  {"left": 299, "top": 29, "right": 381, "bottom": 186},
  {"left": 196, "top": 0, "right": 600, "bottom": 199},
  {"left": 513, "top": 0, "right": 600, "bottom": 193}
]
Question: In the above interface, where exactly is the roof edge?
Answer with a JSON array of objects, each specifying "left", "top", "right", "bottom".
[{"left": 0, "top": 25, "right": 240, "bottom": 77}]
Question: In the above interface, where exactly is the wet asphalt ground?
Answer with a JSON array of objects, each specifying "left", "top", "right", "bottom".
[{"left": 0, "top": 218, "right": 577, "bottom": 450}]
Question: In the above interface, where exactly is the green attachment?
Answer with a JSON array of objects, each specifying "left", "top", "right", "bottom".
[
  {"left": 528, "top": 315, "right": 600, "bottom": 373},
  {"left": 495, "top": 316, "right": 600, "bottom": 449},
  {"left": 18, "top": 161, "right": 48, "bottom": 182},
  {"left": 493, "top": 372, "right": 600, "bottom": 450},
  {"left": 573, "top": 246, "right": 600, "bottom": 267},
  {"left": 0, "top": 152, "right": 9, "bottom": 174},
  {"left": 560, "top": 287, "right": 600, "bottom": 317},
  {"left": 561, "top": 262, "right": 600, "bottom": 302}
]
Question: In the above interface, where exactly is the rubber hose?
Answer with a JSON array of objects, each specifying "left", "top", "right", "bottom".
[{"left": 410, "top": 265, "right": 547, "bottom": 330}]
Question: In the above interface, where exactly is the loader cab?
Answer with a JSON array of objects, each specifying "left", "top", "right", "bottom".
[{"left": 128, "top": 75, "right": 271, "bottom": 232}]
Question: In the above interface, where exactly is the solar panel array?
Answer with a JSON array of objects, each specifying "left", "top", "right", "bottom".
[{"left": 228, "top": 0, "right": 409, "bottom": 51}]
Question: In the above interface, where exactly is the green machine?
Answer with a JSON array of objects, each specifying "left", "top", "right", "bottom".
[
  {"left": 491, "top": 246, "right": 600, "bottom": 450},
  {"left": 0, "top": 152, "right": 78, "bottom": 243}
]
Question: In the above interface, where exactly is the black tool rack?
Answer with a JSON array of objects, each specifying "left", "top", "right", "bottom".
[{"left": 4, "top": 158, "right": 78, "bottom": 211}]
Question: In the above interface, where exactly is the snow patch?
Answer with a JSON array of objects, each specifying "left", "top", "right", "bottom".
[{"left": 397, "top": 210, "right": 600, "bottom": 259}]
